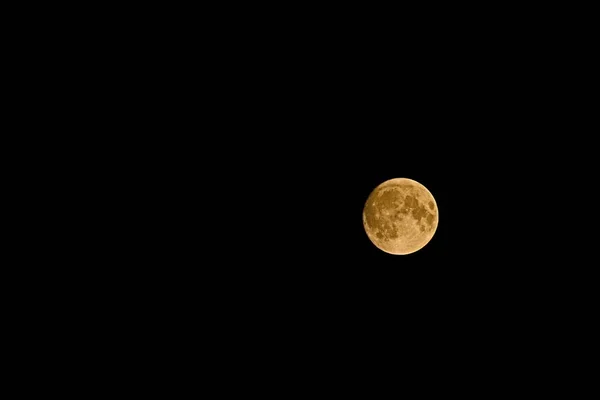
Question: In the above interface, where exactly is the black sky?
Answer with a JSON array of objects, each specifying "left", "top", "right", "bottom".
[
  {"left": 113, "top": 12, "right": 597, "bottom": 383},
  {"left": 23, "top": 5, "right": 597, "bottom": 392}
]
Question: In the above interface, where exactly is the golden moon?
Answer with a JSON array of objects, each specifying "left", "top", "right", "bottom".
[{"left": 363, "top": 178, "right": 438, "bottom": 255}]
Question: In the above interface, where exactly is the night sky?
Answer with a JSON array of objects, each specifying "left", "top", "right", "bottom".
[
  {"left": 34, "top": 4, "right": 596, "bottom": 393},
  {"left": 124, "top": 11, "right": 595, "bottom": 387}
]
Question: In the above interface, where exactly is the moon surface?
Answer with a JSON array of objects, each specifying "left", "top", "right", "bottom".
[{"left": 363, "top": 178, "right": 438, "bottom": 255}]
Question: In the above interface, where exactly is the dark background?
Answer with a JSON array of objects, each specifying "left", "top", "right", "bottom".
[
  {"left": 138, "top": 11, "right": 595, "bottom": 355},
  {"left": 6, "top": 4, "right": 595, "bottom": 394},
  {"left": 50, "top": 7, "right": 594, "bottom": 387}
]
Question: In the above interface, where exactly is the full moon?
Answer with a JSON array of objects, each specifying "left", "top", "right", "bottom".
[{"left": 363, "top": 178, "right": 438, "bottom": 255}]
